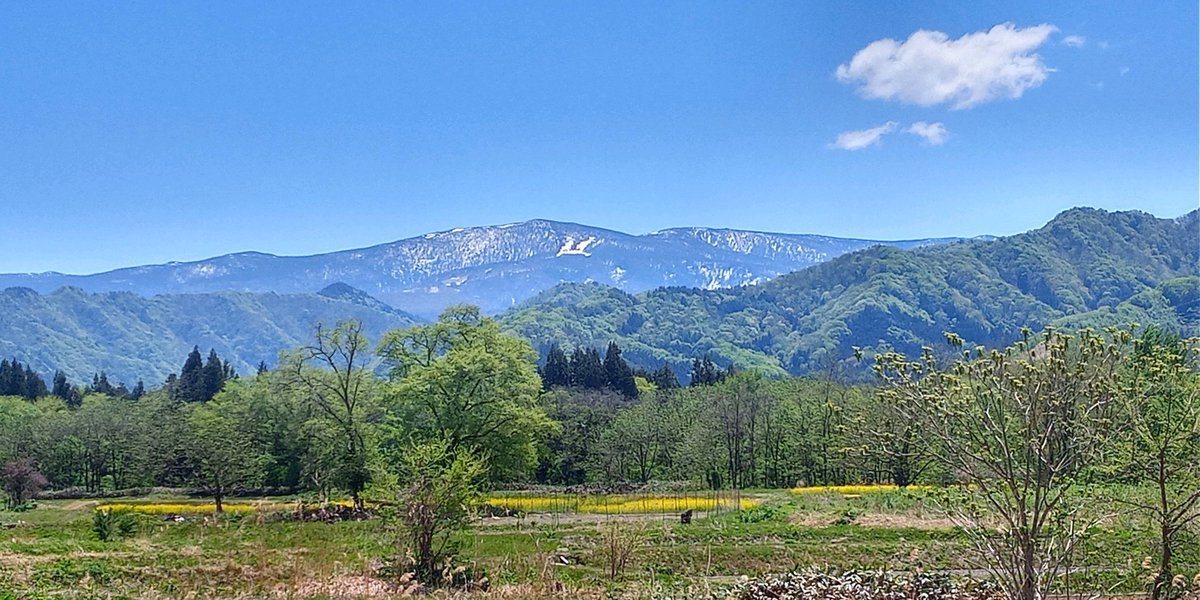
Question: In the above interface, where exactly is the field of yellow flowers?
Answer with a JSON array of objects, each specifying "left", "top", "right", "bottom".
[
  {"left": 484, "top": 493, "right": 759, "bottom": 514},
  {"left": 789, "top": 484, "right": 934, "bottom": 496},
  {"left": 0, "top": 485, "right": 1186, "bottom": 599}
]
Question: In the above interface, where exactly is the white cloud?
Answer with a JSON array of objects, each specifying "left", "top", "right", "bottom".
[
  {"left": 831, "top": 121, "right": 898, "bottom": 150},
  {"left": 1062, "top": 35, "right": 1086, "bottom": 47},
  {"left": 906, "top": 121, "right": 949, "bottom": 145},
  {"left": 836, "top": 23, "right": 1058, "bottom": 110}
]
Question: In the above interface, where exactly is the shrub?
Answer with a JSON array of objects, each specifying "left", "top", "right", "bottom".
[
  {"left": 735, "top": 504, "right": 786, "bottom": 524},
  {"left": 393, "top": 440, "right": 485, "bottom": 586},
  {"left": 594, "top": 520, "right": 645, "bottom": 580},
  {"left": 93, "top": 508, "right": 137, "bottom": 541},
  {"left": 2, "top": 458, "right": 47, "bottom": 510}
]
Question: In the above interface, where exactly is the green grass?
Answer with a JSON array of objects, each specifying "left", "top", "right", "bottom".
[{"left": 0, "top": 488, "right": 1194, "bottom": 599}]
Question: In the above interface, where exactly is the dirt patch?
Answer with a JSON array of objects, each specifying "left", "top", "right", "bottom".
[
  {"left": 0, "top": 551, "right": 57, "bottom": 566},
  {"left": 854, "top": 513, "right": 959, "bottom": 529},
  {"left": 284, "top": 574, "right": 421, "bottom": 599},
  {"left": 62, "top": 499, "right": 98, "bottom": 511}
]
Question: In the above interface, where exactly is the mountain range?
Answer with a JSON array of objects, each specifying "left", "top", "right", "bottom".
[
  {"left": 0, "top": 220, "right": 978, "bottom": 318},
  {"left": 0, "top": 208, "right": 1195, "bottom": 386},
  {"left": 501, "top": 208, "right": 1199, "bottom": 376}
]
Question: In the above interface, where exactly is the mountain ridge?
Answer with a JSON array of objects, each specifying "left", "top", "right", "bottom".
[
  {"left": 500, "top": 207, "right": 1199, "bottom": 377},
  {"left": 0, "top": 219, "right": 987, "bottom": 318},
  {"left": 0, "top": 208, "right": 1193, "bottom": 387},
  {"left": 0, "top": 285, "right": 419, "bottom": 385}
]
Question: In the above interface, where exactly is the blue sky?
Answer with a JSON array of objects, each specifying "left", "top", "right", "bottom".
[{"left": 1, "top": 1, "right": 1196, "bottom": 274}]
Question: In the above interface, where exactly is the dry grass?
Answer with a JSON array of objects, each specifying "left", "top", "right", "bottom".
[{"left": 853, "top": 513, "right": 958, "bottom": 530}]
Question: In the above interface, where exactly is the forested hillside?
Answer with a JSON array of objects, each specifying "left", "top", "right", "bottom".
[
  {"left": 501, "top": 208, "right": 1199, "bottom": 376},
  {"left": 1, "top": 208, "right": 1193, "bottom": 385},
  {"left": 0, "top": 285, "right": 416, "bottom": 385}
]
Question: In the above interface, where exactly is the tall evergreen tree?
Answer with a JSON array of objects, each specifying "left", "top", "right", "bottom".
[
  {"left": 541, "top": 344, "right": 571, "bottom": 390},
  {"left": 90, "top": 372, "right": 115, "bottom": 396},
  {"left": 130, "top": 379, "right": 145, "bottom": 401},
  {"left": 51, "top": 370, "right": 74, "bottom": 403},
  {"left": 0, "top": 359, "right": 16, "bottom": 396},
  {"left": 163, "top": 373, "right": 179, "bottom": 400},
  {"left": 570, "top": 347, "right": 606, "bottom": 390},
  {"left": 23, "top": 365, "right": 47, "bottom": 399},
  {"left": 689, "top": 354, "right": 726, "bottom": 387},
  {"left": 0, "top": 359, "right": 46, "bottom": 400},
  {"left": 176, "top": 346, "right": 205, "bottom": 402},
  {"left": 202, "top": 349, "right": 227, "bottom": 402},
  {"left": 650, "top": 365, "right": 680, "bottom": 390},
  {"left": 603, "top": 342, "right": 638, "bottom": 398}
]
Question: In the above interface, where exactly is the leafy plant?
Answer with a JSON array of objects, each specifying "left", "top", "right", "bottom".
[{"left": 393, "top": 439, "right": 485, "bottom": 586}]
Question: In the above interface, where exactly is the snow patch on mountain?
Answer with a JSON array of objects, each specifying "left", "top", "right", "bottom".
[
  {"left": 0, "top": 219, "right": 982, "bottom": 319},
  {"left": 556, "top": 236, "right": 598, "bottom": 257}
]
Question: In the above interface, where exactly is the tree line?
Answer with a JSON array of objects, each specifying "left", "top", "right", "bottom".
[{"left": 0, "top": 310, "right": 1197, "bottom": 597}]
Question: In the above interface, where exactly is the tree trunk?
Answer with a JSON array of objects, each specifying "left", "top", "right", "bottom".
[
  {"left": 214, "top": 492, "right": 224, "bottom": 513},
  {"left": 1152, "top": 454, "right": 1172, "bottom": 600},
  {"left": 1152, "top": 531, "right": 1172, "bottom": 600},
  {"left": 1019, "top": 534, "right": 1038, "bottom": 600}
]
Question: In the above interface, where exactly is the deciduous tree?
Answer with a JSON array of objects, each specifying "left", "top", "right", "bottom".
[
  {"left": 874, "top": 328, "right": 1127, "bottom": 600},
  {"left": 380, "top": 306, "right": 553, "bottom": 482},
  {"left": 1108, "top": 328, "right": 1200, "bottom": 600}
]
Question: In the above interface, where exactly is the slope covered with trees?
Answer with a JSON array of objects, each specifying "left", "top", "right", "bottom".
[
  {"left": 0, "top": 285, "right": 418, "bottom": 386},
  {"left": 501, "top": 208, "right": 1199, "bottom": 377}
]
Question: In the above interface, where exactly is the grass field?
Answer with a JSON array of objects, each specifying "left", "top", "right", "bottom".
[{"left": 0, "top": 488, "right": 1193, "bottom": 599}]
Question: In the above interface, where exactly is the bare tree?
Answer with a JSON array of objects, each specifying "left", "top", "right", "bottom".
[{"left": 874, "top": 328, "right": 1128, "bottom": 600}]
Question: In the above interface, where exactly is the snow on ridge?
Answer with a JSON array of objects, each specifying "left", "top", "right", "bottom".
[{"left": 556, "top": 236, "right": 597, "bottom": 257}]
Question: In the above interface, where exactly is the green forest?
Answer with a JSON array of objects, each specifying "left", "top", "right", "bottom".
[
  {"left": 503, "top": 208, "right": 1199, "bottom": 377},
  {"left": 3, "top": 301, "right": 1199, "bottom": 599}
]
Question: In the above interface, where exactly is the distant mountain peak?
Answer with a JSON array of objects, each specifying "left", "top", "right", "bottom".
[
  {"left": 0, "top": 217, "right": 988, "bottom": 318},
  {"left": 318, "top": 282, "right": 407, "bottom": 317}
]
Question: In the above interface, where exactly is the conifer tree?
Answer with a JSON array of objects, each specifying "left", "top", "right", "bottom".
[
  {"left": 51, "top": 370, "right": 73, "bottom": 402},
  {"left": 570, "top": 347, "right": 605, "bottom": 389},
  {"left": 202, "top": 349, "right": 226, "bottom": 401},
  {"left": 176, "top": 346, "right": 205, "bottom": 402},
  {"left": 90, "top": 372, "right": 115, "bottom": 396},
  {"left": 0, "top": 359, "right": 46, "bottom": 400},
  {"left": 22, "top": 365, "right": 46, "bottom": 399},
  {"left": 603, "top": 342, "right": 638, "bottom": 398},
  {"left": 541, "top": 344, "right": 571, "bottom": 390},
  {"left": 689, "top": 354, "right": 726, "bottom": 387},
  {"left": 0, "top": 359, "right": 16, "bottom": 396},
  {"left": 650, "top": 365, "right": 680, "bottom": 390}
]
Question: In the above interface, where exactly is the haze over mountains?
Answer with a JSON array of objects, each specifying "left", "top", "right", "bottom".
[
  {"left": 0, "top": 208, "right": 1195, "bottom": 386},
  {"left": 0, "top": 220, "right": 978, "bottom": 318}
]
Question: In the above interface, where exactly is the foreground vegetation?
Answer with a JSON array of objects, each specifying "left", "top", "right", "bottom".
[
  {"left": 1, "top": 487, "right": 1197, "bottom": 599},
  {"left": 1, "top": 299, "right": 1198, "bottom": 598}
]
